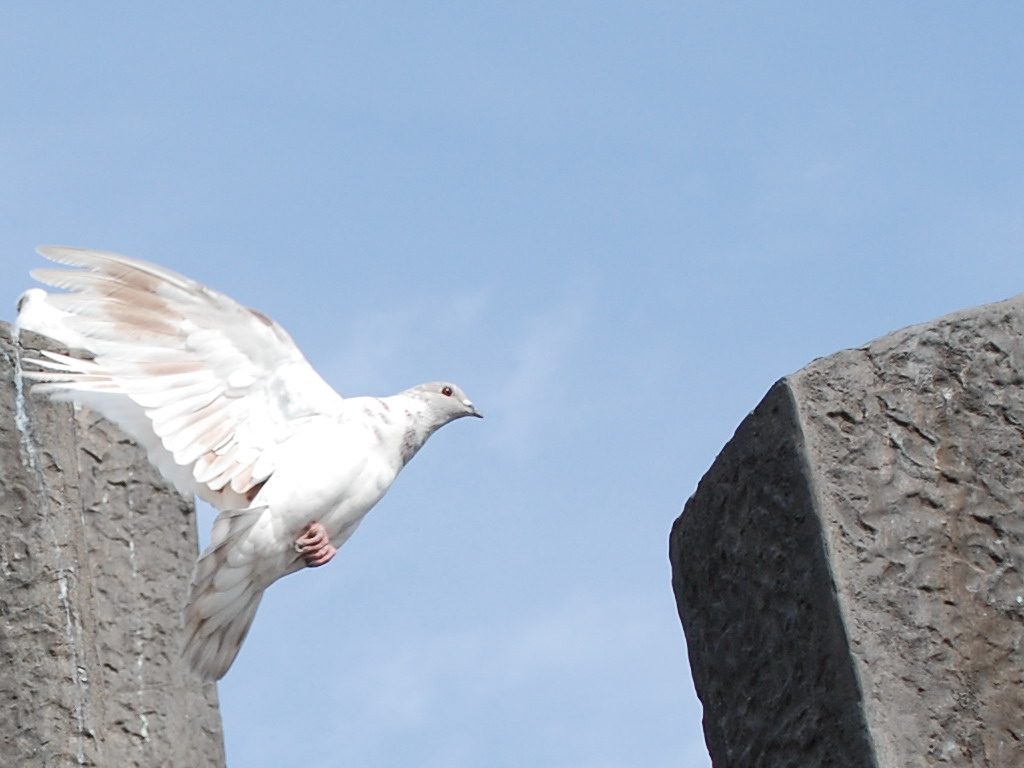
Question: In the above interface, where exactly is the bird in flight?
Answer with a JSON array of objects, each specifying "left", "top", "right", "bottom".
[{"left": 18, "top": 246, "right": 481, "bottom": 681}]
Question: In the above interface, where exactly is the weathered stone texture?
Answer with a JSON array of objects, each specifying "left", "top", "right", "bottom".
[
  {"left": 672, "top": 295, "right": 1024, "bottom": 767},
  {"left": 0, "top": 323, "right": 225, "bottom": 767}
]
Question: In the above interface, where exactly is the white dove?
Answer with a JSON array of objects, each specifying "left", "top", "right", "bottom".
[{"left": 18, "top": 246, "right": 482, "bottom": 681}]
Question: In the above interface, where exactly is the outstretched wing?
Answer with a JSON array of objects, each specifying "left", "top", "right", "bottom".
[{"left": 22, "top": 246, "right": 344, "bottom": 508}]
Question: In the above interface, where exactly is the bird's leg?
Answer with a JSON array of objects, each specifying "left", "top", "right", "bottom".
[{"left": 295, "top": 521, "right": 337, "bottom": 568}]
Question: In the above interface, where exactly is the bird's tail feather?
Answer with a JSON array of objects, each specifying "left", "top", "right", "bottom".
[{"left": 183, "top": 506, "right": 269, "bottom": 681}]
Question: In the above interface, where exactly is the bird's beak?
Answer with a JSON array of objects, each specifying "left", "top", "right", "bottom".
[{"left": 465, "top": 402, "right": 483, "bottom": 418}]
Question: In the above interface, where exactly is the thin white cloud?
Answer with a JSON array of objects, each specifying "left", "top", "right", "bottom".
[
  {"left": 485, "top": 295, "right": 590, "bottom": 459},
  {"left": 347, "top": 590, "right": 660, "bottom": 727},
  {"left": 320, "top": 287, "right": 491, "bottom": 394}
]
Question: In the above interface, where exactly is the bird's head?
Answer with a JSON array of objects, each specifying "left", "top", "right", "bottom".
[{"left": 407, "top": 381, "right": 483, "bottom": 426}]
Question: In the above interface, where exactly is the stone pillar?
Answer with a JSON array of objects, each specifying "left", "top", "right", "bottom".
[
  {"left": 0, "top": 323, "right": 225, "bottom": 767},
  {"left": 671, "top": 295, "right": 1024, "bottom": 767}
]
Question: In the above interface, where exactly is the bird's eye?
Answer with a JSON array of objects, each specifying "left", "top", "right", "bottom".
[{"left": 441, "top": 386, "right": 453, "bottom": 397}]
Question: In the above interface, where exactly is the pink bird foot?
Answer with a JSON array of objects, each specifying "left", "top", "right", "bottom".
[{"left": 295, "top": 521, "right": 337, "bottom": 567}]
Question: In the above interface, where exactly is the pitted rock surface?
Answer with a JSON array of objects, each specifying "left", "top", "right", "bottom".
[
  {"left": 673, "top": 295, "right": 1024, "bottom": 767},
  {"left": 0, "top": 323, "right": 225, "bottom": 767}
]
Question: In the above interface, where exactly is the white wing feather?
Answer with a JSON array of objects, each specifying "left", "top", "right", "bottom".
[{"left": 22, "top": 246, "right": 345, "bottom": 509}]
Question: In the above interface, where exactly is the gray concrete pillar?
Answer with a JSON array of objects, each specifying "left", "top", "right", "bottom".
[
  {"left": 0, "top": 323, "right": 225, "bottom": 767},
  {"left": 672, "top": 296, "right": 1024, "bottom": 767}
]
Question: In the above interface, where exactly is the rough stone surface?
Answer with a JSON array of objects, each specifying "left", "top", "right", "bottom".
[
  {"left": 671, "top": 382, "right": 876, "bottom": 767},
  {"left": 0, "top": 322, "right": 225, "bottom": 767},
  {"left": 672, "top": 295, "right": 1024, "bottom": 768}
]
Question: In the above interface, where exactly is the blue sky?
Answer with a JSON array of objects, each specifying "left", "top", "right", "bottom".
[{"left": 3, "top": 4, "right": 1023, "bottom": 766}]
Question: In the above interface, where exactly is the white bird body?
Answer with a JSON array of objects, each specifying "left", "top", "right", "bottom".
[{"left": 17, "top": 246, "right": 481, "bottom": 680}]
